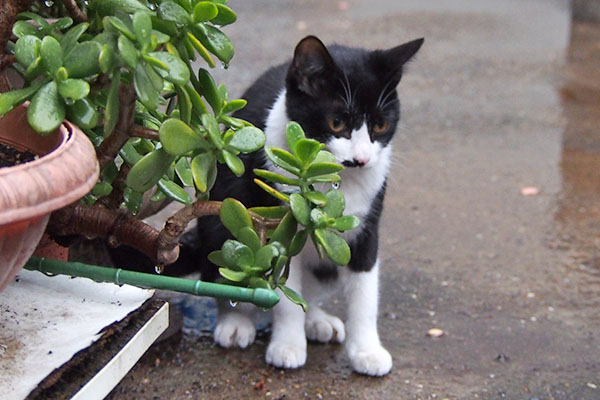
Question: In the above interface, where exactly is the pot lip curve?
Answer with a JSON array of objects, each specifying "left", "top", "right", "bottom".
[{"left": 0, "top": 117, "right": 99, "bottom": 226}]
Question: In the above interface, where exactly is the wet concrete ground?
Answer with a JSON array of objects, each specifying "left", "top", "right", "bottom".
[{"left": 108, "top": 1, "right": 600, "bottom": 399}]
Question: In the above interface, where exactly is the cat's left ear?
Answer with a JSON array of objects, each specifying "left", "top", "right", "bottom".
[{"left": 378, "top": 38, "right": 424, "bottom": 85}]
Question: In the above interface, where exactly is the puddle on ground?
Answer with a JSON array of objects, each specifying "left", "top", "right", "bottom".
[{"left": 556, "top": 21, "right": 600, "bottom": 281}]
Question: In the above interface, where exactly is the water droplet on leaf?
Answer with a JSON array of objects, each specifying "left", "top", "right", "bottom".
[
  {"left": 331, "top": 182, "right": 340, "bottom": 189},
  {"left": 155, "top": 265, "right": 164, "bottom": 274}
]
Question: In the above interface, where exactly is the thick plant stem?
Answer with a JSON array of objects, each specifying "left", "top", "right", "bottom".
[
  {"left": 48, "top": 204, "right": 179, "bottom": 265},
  {"left": 62, "top": 0, "right": 87, "bottom": 23},
  {"left": 96, "top": 83, "right": 136, "bottom": 169}
]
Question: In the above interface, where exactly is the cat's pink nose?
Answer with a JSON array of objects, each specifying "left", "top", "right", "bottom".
[{"left": 355, "top": 156, "right": 370, "bottom": 167}]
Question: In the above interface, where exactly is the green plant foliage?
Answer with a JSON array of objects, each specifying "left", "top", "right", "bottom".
[{"left": 0, "top": 0, "right": 359, "bottom": 310}]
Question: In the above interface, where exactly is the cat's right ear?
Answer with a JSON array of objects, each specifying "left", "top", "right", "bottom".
[{"left": 287, "top": 36, "right": 338, "bottom": 96}]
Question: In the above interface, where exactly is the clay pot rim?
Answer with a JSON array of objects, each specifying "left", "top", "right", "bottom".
[{"left": 0, "top": 115, "right": 99, "bottom": 225}]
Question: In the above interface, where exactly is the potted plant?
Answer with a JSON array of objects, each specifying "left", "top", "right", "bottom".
[{"left": 0, "top": 0, "right": 356, "bottom": 307}]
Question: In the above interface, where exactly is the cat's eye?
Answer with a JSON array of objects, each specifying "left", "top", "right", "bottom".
[
  {"left": 373, "top": 120, "right": 390, "bottom": 134},
  {"left": 327, "top": 116, "right": 346, "bottom": 133}
]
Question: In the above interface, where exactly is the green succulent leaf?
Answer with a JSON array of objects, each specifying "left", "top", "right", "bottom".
[
  {"left": 99, "top": 44, "right": 116, "bottom": 74},
  {"left": 51, "top": 17, "right": 74, "bottom": 31},
  {"left": 64, "top": 41, "right": 102, "bottom": 78},
  {"left": 219, "top": 268, "right": 247, "bottom": 282},
  {"left": 304, "top": 162, "right": 344, "bottom": 179},
  {"left": 220, "top": 197, "right": 253, "bottom": 239},
  {"left": 212, "top": 4, "right": 237, "bottom": 26},
  {"left": 92, "top": 0, "right": 151, "bottom": 16},
  {"left": 295, "top": 139, "right": 324, "bottom": 165},
  {"left": 332, "top": 215, "right": 360, "bottom": 232},
  {"left": 126, "top": 148, "right": 175, "bottom": 192},
  {"left": 253, "top": 169, "right": 298, "bottom": 186},
  {"left": 148, "top": 52, "right": 190, "bottom": 85},
  {"left": 118, "top": 34, "right": 139, "bottom": 70},
  {"left": 237, "top": 226, "right": 261, "bottom": 253},
  {"left": 15, "top": 35, "right": 41, "bottom": 66},
  {"left": 67, "top": 98, "right": 100, "bottom": 129},
  {"left": 223, "top": 148, "right": 244, "bottom": 177},
  {"left": 288, "top": 229, "right": 309, "bottom": 257},
  {"left": 207, "top": 250, "right": 227, "bottom": 267},
  {"left": 157, "top": 178, "right": 193, "bottom": 205},
  {"left": 158, "top": 2, "right": 192, "bottom": 25},
  {"left": 249, "top": 277, "right": 271, "bottom": 290},
  {"left": 196, "top": 68, "right": 221, "bottom": 113},
  {"left": 133, "top": 11, "right": 152, "bottom": 47},
  {"left": 290, "top": 193, "right": 311, "bottom": 226},
  {"left": 105, "top": 16, "right": 136, "bottom": 41},
  {"left": 40, "top": 36, "right": 63, "bottom": 77},
  {"left": 175, "top": 157, "right": 193, "bottom": 187},
  {"left": 190, "top": 151, "right": 216, "bottom": 192},
  {"left": 279, "top": 285, "right": 308, "bottom": 312},
  {"left": 222, "top": 240, "right": 254, "bottom": 270},
  {"left": 193, "top": 1, "right": 219, "bottom": 22},
  {"left": 228, "top": 126, "right": 265, "bottom": 154},
  {"left": 60, "top": 23, "right": 89, "bottom": 53},
  {"left": 286, "top": 121, "right": 306, "bottom": 154},
  {"left": 185, "top": 31, "right": 215, "bottom": 67},
  {"left": 314, "top": 150, "right": 337, "bottom": 164},
  {"left": 92, "top": 181, "right": 113, "bottom": 197},
  {"left": 323, "top": 189, "right": 345, "bottom": 218},
  {"left": 104, "top": 70, "right": 121, "bottom": 137},
  {"left": 270, "top": 211, "right": 297, "bottom": 248},
  {"left": 184, "top": 84, "right": 208, "bottom": 114},
  {"left": 303, "top": 191, "right": 328, "bottom": 206},
  {"left": 12, "top": 21, "right": 38, "bottom": 38},
  {"left": 248, "top": 206, "right": 290, "bottom": 220},
  {"left": 119, "top": 141, "right": 143, "bottom": 165},
  {"left": 159, "top": 118, "right": 205, "bottom": 156},
  {"left": 24, "top": 56, "right": 44, "bottom": 80},
  {"left": 253, "top": 179, "right": 290, "bottom": 203},
  {"left": 0, "top": 82, "right": 43, "bottom": 116},
  {"left": 27, "top": 81, "right": 65, "bottom": 134},
  {"left": 314, "top": 228, "right": 351, "bottom": 266},
  {"left": 264, "top": 147, "right": 301, "bottom": 176},
  {"left": 58, "top": 79, "right": 90, "bottom": 100},
  {"left": 193, "top": 23, "right": 234, "bottom": 64},
  {"left": 123, "top": 187, "right": 143, "bottom": 215},
  {"left": 255, "top": 244, "right": 279, "bottom": 270},
  {"left": 201, "top": 113, "right": 222, "bottom": 149},
  {"left": 222, "top": 99, "right": 246, "bottom": 114},
  {"left": 134, "top": 63, "right": 160, "bottom": 109}
]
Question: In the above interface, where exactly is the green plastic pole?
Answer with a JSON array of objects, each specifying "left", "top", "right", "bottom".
[{"left": 24, "top": 257, "right": 279, "bottom": 309}]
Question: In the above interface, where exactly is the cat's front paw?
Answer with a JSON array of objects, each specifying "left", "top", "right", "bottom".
[
  {"left": 347, "top": 343, "right": 392, "bottom": 376},
  {"left": 266, "top": 340, "right": 307, "bottom": 369},
  {"left": 214, "top": 312, "right": 256, "bottom": 349},
  {"left": 305, "top": 310, "right": 345, "bottom": 343}
]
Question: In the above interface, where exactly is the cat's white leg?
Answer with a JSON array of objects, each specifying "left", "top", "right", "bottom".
[
  {"left": 214, "top": 300, "right": 256, "bottom": 349},
  {"left": 265, "top": 258, "right": 307, "bottom": 369},
  {"left": 302, "top": 271, "right": 345, "bottom": 343},
  {"left": 342, "top": 259, "right": 392, "bottom": 376}
]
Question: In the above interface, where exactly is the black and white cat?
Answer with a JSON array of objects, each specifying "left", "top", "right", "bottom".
[{"left": 191, "top": 35, "right": 423, "bottom": 376}]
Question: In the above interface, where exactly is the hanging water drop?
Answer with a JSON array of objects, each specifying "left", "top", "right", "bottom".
[
  {"left": 155, "top": 265, "right": 164, "bottom": 275},
  {"left": 221, "top": 62, "right": 229, "bottom": 70},
  {"left": 44, "top": 0, "right": 54, "bottom": 7},
  {"left": 229, "top": 300, "right": 238, "bottom": 308},
  {"left": 331, "top": 181, "right": 340, "bottom": 189}
]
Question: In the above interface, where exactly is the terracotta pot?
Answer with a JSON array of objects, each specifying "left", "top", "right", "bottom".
[{"left": 0, "top": 104, "right": 99, "bottom": 291}]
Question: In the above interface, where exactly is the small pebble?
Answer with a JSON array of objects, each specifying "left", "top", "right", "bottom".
[
  {"left": 521, "top": 186, "right": 539, "bottom": 196},
  {"left": 427, "top": 328, "right": 444, "bottom": 337}
]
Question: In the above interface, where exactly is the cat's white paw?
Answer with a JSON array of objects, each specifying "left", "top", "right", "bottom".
[
  {"left": 347, "top": 343, "right": 392, "bottom": 376},
  {"left": 214, "top": 312, "right": 256, "bottom": 349},
  {"left": 305, "top": 310, "right": 345, "bottom": 343},
  {"left": 266, "top": 340, "right": 307, "bottom": 369}
]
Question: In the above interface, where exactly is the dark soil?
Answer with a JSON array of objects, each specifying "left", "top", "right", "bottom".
[{"left": 0, "top": 143, "right": 37, "bottom": 168}]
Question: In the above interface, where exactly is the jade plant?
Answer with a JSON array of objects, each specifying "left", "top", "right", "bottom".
[{"left": 0, "top": 0, "right": 357, "bottom": 308}]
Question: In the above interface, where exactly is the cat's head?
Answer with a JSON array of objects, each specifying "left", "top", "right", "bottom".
[{"left": 285, "top": 36, "right": 423, "bottom": 168}]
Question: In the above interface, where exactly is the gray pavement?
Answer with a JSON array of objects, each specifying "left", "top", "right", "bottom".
[{"left": 108, "top": 1, "right": 600, "bottom": 398}]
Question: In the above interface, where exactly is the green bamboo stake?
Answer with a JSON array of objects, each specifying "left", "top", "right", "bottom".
[{"left": 24, "top": 257, "right": 280, "bottom": 309}]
